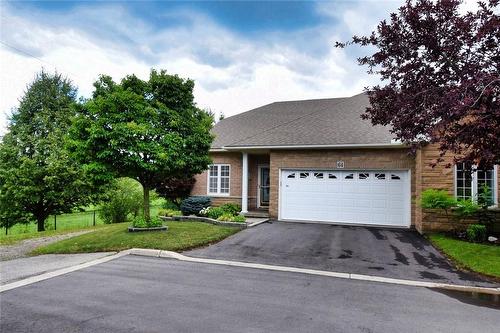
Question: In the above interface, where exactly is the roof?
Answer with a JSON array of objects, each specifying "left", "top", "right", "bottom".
[{"left": 212, "top": 93, "right": 397, "bottom": 149}]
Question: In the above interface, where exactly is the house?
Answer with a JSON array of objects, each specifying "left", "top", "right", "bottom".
[{"left": 190, "top": 93, "right": 499, "bottom": 233}]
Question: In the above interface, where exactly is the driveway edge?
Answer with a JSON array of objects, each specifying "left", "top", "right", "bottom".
[{"left": 149, "top": 249, "right": 500, "bottom": 295}]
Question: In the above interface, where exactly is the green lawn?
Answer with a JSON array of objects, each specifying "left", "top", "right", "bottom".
[
  {"left": 429, "top": 233, "right": 500, "bottom": 279},
  {"left": 1, "top": 206, "right": 162, "bottom": 240},
  {"left": 0, "top": 225, "right": 110, "bottom": 246},
  {"left": 31, "top": 221, "right": 239, "bottom": 255}
]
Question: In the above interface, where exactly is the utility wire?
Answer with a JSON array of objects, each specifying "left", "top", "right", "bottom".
[{"left": 0, "top": 39, "right": 87, "bottom": 81}]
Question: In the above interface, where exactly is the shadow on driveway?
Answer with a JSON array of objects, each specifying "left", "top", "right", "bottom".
[{"left": 186, "top": 221, "right": 498, "bottom": 287}]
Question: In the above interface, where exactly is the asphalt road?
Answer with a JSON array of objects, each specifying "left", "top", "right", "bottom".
[
  {"left": 0, "top": 252, "right": 115, "bottom": 285},
  {"left": 188, "top": 221, "right": 497, "bottom": 287},
  {"left": 1, "top": 255, "right": 498, "bottom": 333}
]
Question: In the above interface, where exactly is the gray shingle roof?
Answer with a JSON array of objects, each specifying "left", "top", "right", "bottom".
[{"left": 212, "top": 93, "right": 395, "bottom": 149}]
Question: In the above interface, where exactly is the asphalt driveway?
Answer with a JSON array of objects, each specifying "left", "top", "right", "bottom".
[
  {"left": 2, "top": 255, "right": 499, "bottom": 333},
  {"left": 187, "top": 221, "right": 498, "bottom": 287}
]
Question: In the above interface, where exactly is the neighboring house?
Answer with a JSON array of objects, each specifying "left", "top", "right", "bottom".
[{"left": 191, "top": 93, "right": 499, "bottom": 233}]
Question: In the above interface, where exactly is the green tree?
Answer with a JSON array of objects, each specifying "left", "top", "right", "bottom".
[
  {"left": 70, "top": 69, "right": 213, "bottom": 223},
  {"left": 0, "top": 71, "right": 95, "bottom": 232}
]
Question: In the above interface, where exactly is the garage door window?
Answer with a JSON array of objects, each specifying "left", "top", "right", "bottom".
[
  {"left": 207, "top": 164, "right": 230, "bottom": 195},
  {"left": 344, "top": 173, "right": 354, "bottom": 180},
  {"left": 328, "top": 173, "right": 338, "bottom": 179},
  {"left": 375, "top": 173, "right": 386, "bottom": 180},
  {"left": 358, "top": 173, "right": 370, "bottom": 180}
]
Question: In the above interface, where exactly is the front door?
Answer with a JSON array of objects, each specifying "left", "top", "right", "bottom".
[{"left": 258, "top": 166, "right": 270, "bottom": 207}]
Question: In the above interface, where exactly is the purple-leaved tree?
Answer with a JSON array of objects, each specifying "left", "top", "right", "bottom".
[{"left": 336, "top": 0, "right": 499, "bottom": 167}]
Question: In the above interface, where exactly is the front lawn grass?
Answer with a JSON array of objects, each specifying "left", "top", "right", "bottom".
[
  {"left": 429, "top": 233, "right": 500, "bottom": 279},
  {"left": 0, "top": 225, "right": 108, "bottom": 246},
  {"left": 31, "top": 221, "right": 239, "bottom": 255}
]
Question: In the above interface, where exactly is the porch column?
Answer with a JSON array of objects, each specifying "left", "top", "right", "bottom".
[{"left": 241, "top": 152, "right": 249, "bottom": 213}]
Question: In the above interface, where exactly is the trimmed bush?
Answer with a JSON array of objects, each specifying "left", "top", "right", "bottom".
[
  {"left": 220, "top": 203, "right": 241, "bottom": 216},
  {"left": 466, "top": 224, "right": 487, "bottom": 243},
  {"left": 180, "top": 196, "right": 211, "bottom": 216}
]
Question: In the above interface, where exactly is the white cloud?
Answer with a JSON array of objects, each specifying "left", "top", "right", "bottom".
[{"left": 0, "top": 1, "right": 403, "bottom": 135}]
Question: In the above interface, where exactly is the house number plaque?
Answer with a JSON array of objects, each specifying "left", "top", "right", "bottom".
[{"left": 336, "top": 160, "right": 345, "bottom": 169}]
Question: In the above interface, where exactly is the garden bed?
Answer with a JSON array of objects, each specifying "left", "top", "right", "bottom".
[
  {"left": 128, "top": 226, "right": 168, "bottom": 232},
  {"left": 160, "top": 215, "right": 247, "bottom": 228}
]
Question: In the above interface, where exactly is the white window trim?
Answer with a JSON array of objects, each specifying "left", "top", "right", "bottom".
[
  {"left": 454, "top": 164, "right": 498, "bottom": 207},
  {"left": 207, "top": 164, "right": 231, "bottom": 197}
]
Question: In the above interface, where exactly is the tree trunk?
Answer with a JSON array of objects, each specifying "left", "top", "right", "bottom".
[
  {"left": 37, "top": 216, "right": 46, "bottom": 232},
  {"left": 143, "top": 184, "right": 150, "bottom": 222}
]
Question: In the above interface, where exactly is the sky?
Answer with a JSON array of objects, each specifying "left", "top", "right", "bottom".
[{"left": 0, "top": 0, "right": 480, "bottom": 135}]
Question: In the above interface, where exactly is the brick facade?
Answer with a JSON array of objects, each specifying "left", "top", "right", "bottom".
[
  {"left": 414, "top": 144, "right": 500, "bottom": 233},
  {"left": 191, "top": 152, "right": 269, "bottom": 209},
  {"left": 191, "top": 147, "right": 498, "bottom": 233}
]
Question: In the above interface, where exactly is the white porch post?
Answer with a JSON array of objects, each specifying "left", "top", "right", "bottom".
[{"left": 241, "top": 152, "right": 249, "bottom": 213}]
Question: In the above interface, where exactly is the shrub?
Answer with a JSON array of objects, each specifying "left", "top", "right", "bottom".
[
  {"left": 99, "top": 178, "right": 143, "bottom": 223},
  {"left": 180, "top": 196, "right": 211, "bottom": 216},
  {"left": 466, "top": 224, "right": 487, "bottom": 243},
  {"left": 231, "top": 214, "right": 246, "bottom": 223},
  {"left": 207, "top": 207, "right": 226, "bottom": 219},
  {"left": 157, "top": 209, "right": 182, "bottom": 217},
  {"left": 217, "top": 213, "right": 235, "bottom": 222},
  {"left": 455, "top": 199, "right": 479, "bottom": 217},
  {"left": 162, "top": 199, "right": 180, "bottom": 210},
  {"left": 132, "top": 216, "right": 163, "bottom": 228},
  {"left": 220, "top": 203, "right": 241, "bottom": 216},
  {"left": 217, "top": 213, "right": 246, "bottom": 223},
  {"left": 420, "top": 189, "right": 456, "bottom": 212}
]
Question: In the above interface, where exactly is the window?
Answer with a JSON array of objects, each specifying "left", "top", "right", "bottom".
[
  {"left": 456, "top": 163, "right": 495, "bottom": 205},
  {"left": 328, "top": 173, "right": 337, "bottom": 179},
  {"left": 287, "top": 173, "right": 296, "bottom": 179},
  {"left": 314, "top": 172, "right": 324, "bottom": 179},
  {"left": 358, "top": 173, "right": 370, "bottom": 180},
  {"left": 391, "top": 174, "right": 401, "bottom": 180},
  {"left": 344, "top": 173, "right": 354, "bottom": 180},
  {"left": 207, "top": 164, "right": 230, "bottom": 195},
  {"left": 375, "top": 173, "right": 386, "bottom": 180},
  {"left": 300, "top": 172, "right": 309, "bottom": 179}
]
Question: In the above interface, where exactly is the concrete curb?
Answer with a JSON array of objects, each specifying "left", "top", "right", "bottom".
[
  {"left": 0, "top": 251, "right": 129, "bottom": 293},
  {"left": 135, "top": 249, "right": 500, "bottom": 295},
  {"left": 3, "top": 248, "right": 499, "bottom": 296}
]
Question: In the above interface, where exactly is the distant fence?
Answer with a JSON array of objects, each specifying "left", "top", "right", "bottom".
[{"left": 2, "top": 205, "right": 162, "bottom": 236}]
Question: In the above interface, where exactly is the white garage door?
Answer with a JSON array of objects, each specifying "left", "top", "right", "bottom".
[{"left": 280, "top": 170, "right": 410, "bottom": 227}]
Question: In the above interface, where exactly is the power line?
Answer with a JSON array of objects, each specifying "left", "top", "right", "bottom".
[{"left": 0, "top": 39, "right": 86, "bottom": 81}]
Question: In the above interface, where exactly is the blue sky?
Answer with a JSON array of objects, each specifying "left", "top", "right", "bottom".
[{"left": 0, "top": 0, "right": 411, "bottom": 134}]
